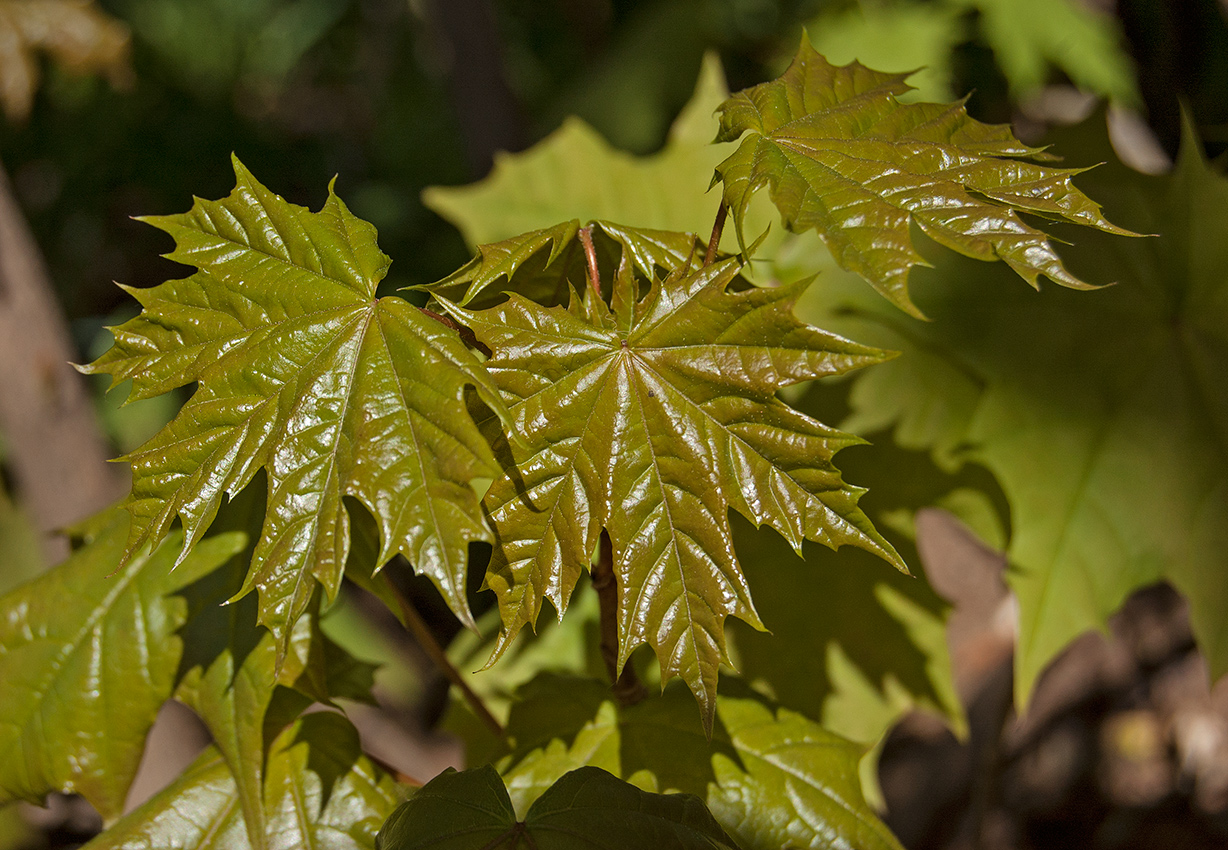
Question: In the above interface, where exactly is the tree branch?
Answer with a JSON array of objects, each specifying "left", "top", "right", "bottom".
[
  {"left": 704, "top": 202, "right": 728, "bottom": 267},
  {"left": 578, "top": 225, "right": 601, "bottom": 292},
  {"left": 417, "top": 306, "right": 491, "bottom": 357},
  {"left": 385, "top": 577, "right": 505, "bottom": 740},
  {"left": 592, "top": 531, "right": 646, "bottom": 706}
]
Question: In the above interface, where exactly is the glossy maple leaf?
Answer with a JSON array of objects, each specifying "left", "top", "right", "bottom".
[
  {"left": 83, "top": 156, "right": 510, "bottom": 651},
  {"left": 714, "top": 37, "right": 1134, "bottom": 316},
  {"left": 438, "top": 247, "right": 903, "bottom": 727}
]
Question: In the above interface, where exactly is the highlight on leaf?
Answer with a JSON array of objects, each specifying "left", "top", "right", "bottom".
[
  {"left": 82, "top": 155, "right": 511, "bottom": 655},
  {"left": 432, "top": 230, "right": 904, "bottom": 729},
  {"left": 713, "top": 36, "right": 1136, "bottom": 317}
]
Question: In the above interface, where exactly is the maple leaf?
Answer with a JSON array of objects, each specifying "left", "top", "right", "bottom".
[
  {"left": 82, "top": 156, "right": 510, "bottom": 651},
  {"left": 437, "top": 248, "right": 902, "bottom": 727},
  {"left": 497, "top": 675, "right": 904, "bottom": 850},
  {"left": 424, "top": 218, "right": 706, "bottom": 309},
  {"left": 789, "top": 114, "right": 1228, "bottom": 702},
  {"left": 714, "top": 37, "right": 1135, "bottom": 317},
  {"left": 0, "top": 0, "right": 130, "bottom": 121},
  {"left": 423, "top": 53, "right": 732, "bottom": 247},
  {"left": 83, "top": 714, "right": 401, "bottom": 850},
  {"left": 0, "top": 509, "right": 243, "bottom": 820}
]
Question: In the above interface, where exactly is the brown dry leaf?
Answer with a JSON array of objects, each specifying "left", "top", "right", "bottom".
[{"left": 0, "top": 0, "right": 131, "bottom": 121}]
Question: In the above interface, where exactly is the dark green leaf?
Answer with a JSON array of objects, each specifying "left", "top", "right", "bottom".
[
  {"left": 376, "top": 765, "right": 739, "bottom": 850},
  {"left": 82, "top": 156, "right": 510, "bottom": 650},
  {"left": 441, "top": 258, "right": 900, "bottom": 727},
  {"left": 714, "top": 38, "right": 1135, "bottom": 316},
  {"left": 498, "top": 676, "right": 903, "bottom": 850},
  {"left": 0, "top": 511, "right": 244, "bottom": 820}
]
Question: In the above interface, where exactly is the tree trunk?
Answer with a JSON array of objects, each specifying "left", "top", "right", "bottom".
[{"left": 0, "top": 157, "right": 125, "bottom": 562}]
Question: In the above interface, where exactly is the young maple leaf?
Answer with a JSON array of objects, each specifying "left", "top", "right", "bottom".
[
  {"left": 438, "top": 249, "right": 903, "bottom": 728},
  {"left": 82, "top": 156, "right": 510, "bottom": 652},
  {"left": 714, "top": 38, "right": 1135, "bottom": 317}
]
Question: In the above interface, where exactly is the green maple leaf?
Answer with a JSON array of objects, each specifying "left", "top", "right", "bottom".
[
  {"left": 80, "top": 713, "right": 402, "bottom": 850},
  {"left": 439, "top": 252, "right": 901, "bottom": 727},
  {"left": 790, "top": 115, "right": 1228, "bottom": 702},
  {"left": 0, "top": 510, "right": 244, "bottom": 820},
  {"left": 714, "top": 38, "right": 1134, "bottom": 317},
  {"left": 378, "top": 765, "right": 739, "bottom": 850},
  {"left": 171, "top": 485, "right": 376, "bottom": 850},
  {"left": 424, "top": 219, "right": 706, "bottom": 309},
  {"left": 495, "top": 675, "right": 903, "bottom": 850},
  {"left": 423, "top": 53, "right": 731, "bottom": 247},
  {"left": 82, "top": 156, "right": 510, "bottom": 650}
]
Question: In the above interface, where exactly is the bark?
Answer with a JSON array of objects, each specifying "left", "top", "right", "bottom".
[{"left": 0, "top": 158, "right": 125, "bottom": 561}]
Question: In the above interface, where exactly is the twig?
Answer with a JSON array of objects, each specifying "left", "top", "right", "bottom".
[
  {"left": 417, "top": 306, "right": 491, "bottom": 357},
  {"left": 385, "top": 579, "right": 506, "bottom": 740},
  {"left": 578, "top": 225, "right": 601, "bottom": 292},
  {"left": 592, "top": 532, "right": 646, "bottom": 706},
  {"left": 366, "top": 751, "right": 425, "bottom": 787},
  {"left": 704, "top": 202, "right": 728, "bottom": 267}
]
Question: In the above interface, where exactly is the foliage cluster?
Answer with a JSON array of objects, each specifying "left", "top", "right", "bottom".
[{"left": 1, "top": 2, "right": 1226, "bottom": 849}]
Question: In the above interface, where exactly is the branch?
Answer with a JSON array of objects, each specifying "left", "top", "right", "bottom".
[
  {"left": 417, "top": 306, "right": 491, "bottom": 357},
  {"left": 385, "top": 577, "right": 506, "bottom": 740},
  {"left": 592, "top": 532, "right": 646, "bottom": 706},
  {"left": 578, "top": 225, "right": 601, "bottom": 292},
  {"left": 704, "top": 202, "right": 728, "bottom": 267}
]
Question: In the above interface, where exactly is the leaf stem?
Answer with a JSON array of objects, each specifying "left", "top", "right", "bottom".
[
  {"left": 578, "top": 225, "right": 601, "bottom": 292},
  {"left": 385, "top": 578, "right": 506, "bottom": 740},
  {"left": 704, "top": 202, "right": 728, "bottom": 267},
  {"left": 592, "top": 531, "right": 646, "bottom": 706},
  {"left": 417, "top": 306, "right": 490, "bottom": 357}
]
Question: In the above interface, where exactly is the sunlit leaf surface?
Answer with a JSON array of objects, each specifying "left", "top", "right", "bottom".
[
  {"left": 80, "top": 713, "right": 401, "bottom": 849},
  {"left": 0, "top": 511, "right": 243, "bottom": 820},
  {"left": 441, "top": 250, "right": 900, "bottom": 726},
  {"left": 497, "top": 675, "right": 904, "bottom": 850},
  {"left": 84, "top": 157, "right": 509, "bottom": 649}
]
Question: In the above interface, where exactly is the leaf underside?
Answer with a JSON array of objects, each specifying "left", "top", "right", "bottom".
[
  {"left": 714, "top": 37, "right": 1134, "bottom": 317},
  {"left": 437, "top": 235, "right": 903, "bottom": 728},
  {"left": 83, "top": 156, "right": 509, "bottom": 653}
]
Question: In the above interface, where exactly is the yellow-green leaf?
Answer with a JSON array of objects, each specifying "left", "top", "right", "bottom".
[
  {"left": 0, "top": 510, "right": 244, "bottom": 820},
  {"left": 83, "top": 156, "right": 511, "bottom": 651}
]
